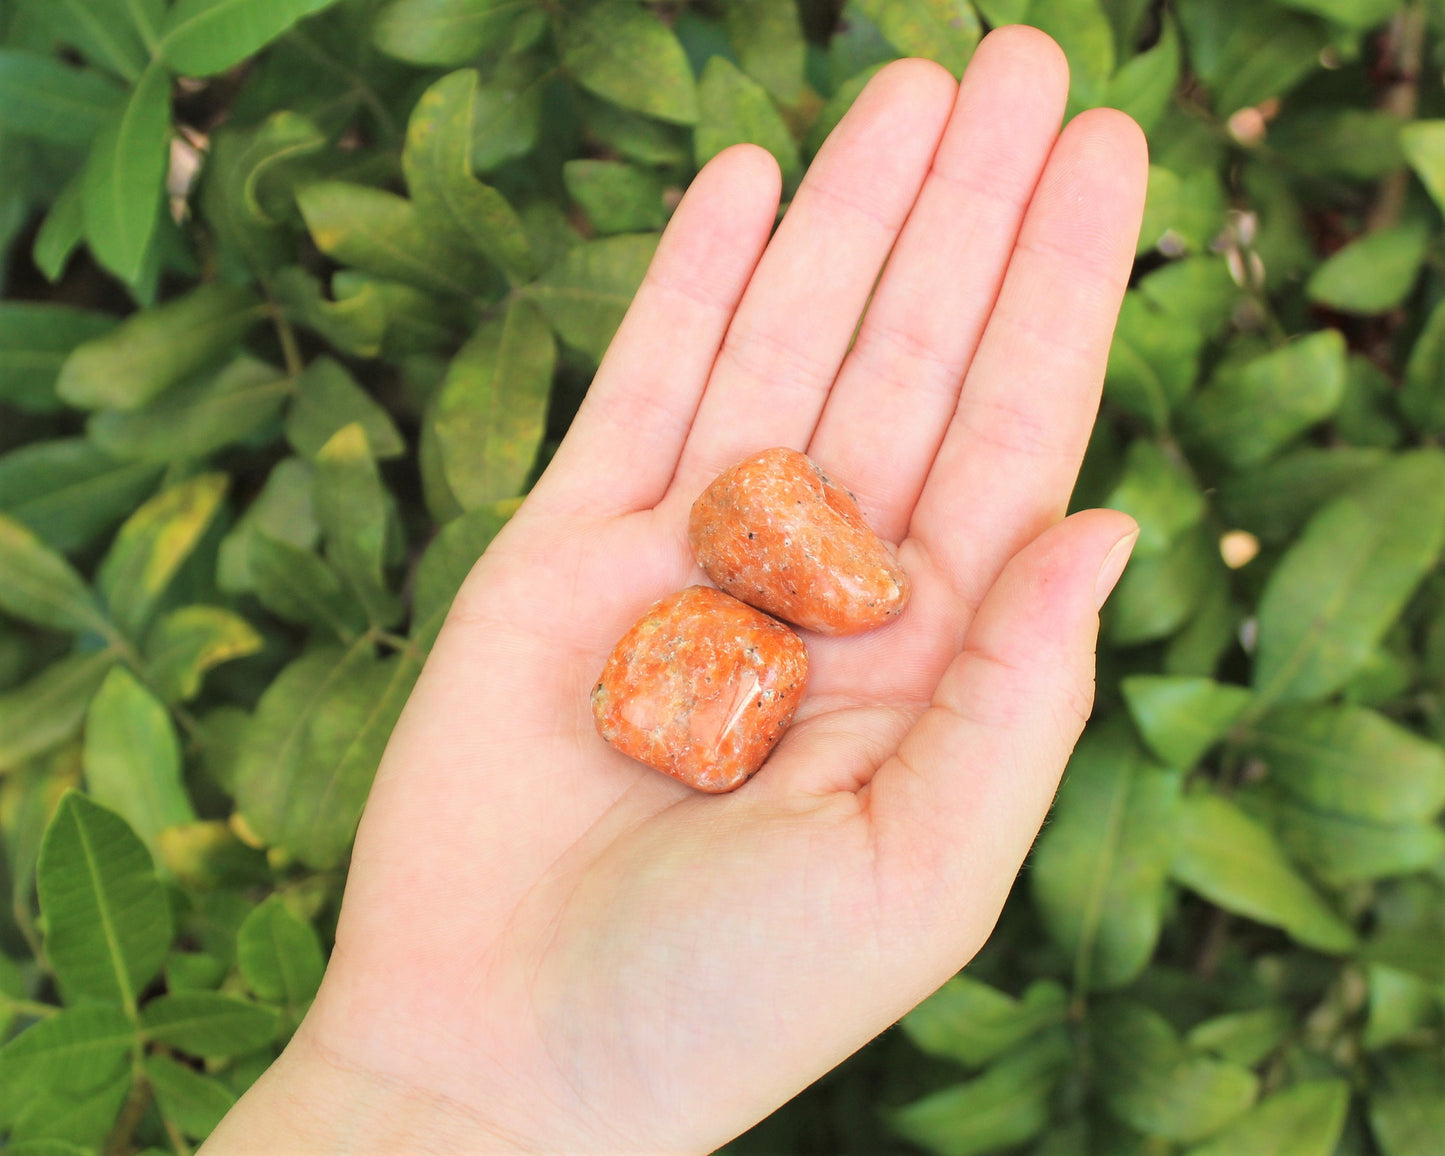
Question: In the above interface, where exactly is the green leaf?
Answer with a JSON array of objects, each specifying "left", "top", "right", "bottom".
[
  {"left": 1103, "top": 290, "right": 1204, "bottom": 429},
  {"left": 1182, "top": 1079, "right": 1349, "bottom": 1156},
  {"left": 0, "top": 304, "right": 116, "bottom": 413},
  {"left": 5, "top": 1072, "right": 132, "bottom": 1149},
  {"left": 88, "top": 356, "right": 291, "bottom": 462},
  {"left": 45, "top": 0, "right": 155, "bottom": 83},
  {"left": 283, "top": 646, "right": 422, "bottom": 868},
  {"left": 81, "top": 62, "right": 172, "bottom": 285},
  {"left": 1366, "top": 879, "right": 1445, "bottom": 985},
  {"left": 0, "top": 440, "right": 161, "bottom": 554},
  {"left": 1031, "top": 723, "right": 1182, "bottom": 991},
  {"left": 1186, "top": 1006, "right": 1292, "bottom": 1067},
  {"left": 1323, "top": 357, "right": 1400, "bottom": 453},
  {"left": 157, "top": 820, "right": 270, "bottom": 890},
  {"left": 373, "top": 0, "right": 538, "bottom": 66},
  {"left": 1364, "top": 963, "right": 1439, "bottom": 1051},
  {"left": 902, "top": 978, "right": 1067, "bottom": 1069},
  {"left": 98, "top": 474, "right": 230, "bottom": 641},
  {"left": 1402, "top": 298, "right": 1445, "bottom": 436},
  {"left": 56, "top": 284, "right": 265, "bottom": 411},
  {"left": 146, "top": 1052, "right": 236, "bottom": 1139},
  {"left": 297, "top": 181, "right": 497, "bottom": 299},
  {"left": 411, "top": 499, "right": 516, "bottom": 647},
  {"left": 1402, "top": 120, "right": 1445, "bottom": 218},
  {"left": 0, "top": 513, "right": 112, "bottom": 636},
  {"left": 1176, "top": 0, "right": 1329, "bottom": 115},
  {"left": 888, "top": 1032, "right": 1071, "bottom": 1156},
  {"left": 140, "top": 992, "right": 279, "bottom": 1056},
  {"left": 1306, "top": 221, "right": 1428, "bottom": 315},
  {"left": 1272, "top": 109, "right": 1404, "bottom": 181},
  {"left": 1265, "top": 792, "right": 1445, "bottom": 885},
  {"left": 561, "top": 1, "right": 699, "bottom": 125},
  {"left": 434, "top": 297, "right": 555, "bottom": 511},
  {"left": 694, "top": 56, "right": 800, "bottom": 180},
  {"left": 1170, "top": 791, "right": 1357, "bottom": 953},
  {"left": 236, "top": 894, "right": 325, "bottom": 1008},
  {"left": 216, "top": 456, "right": 319, "bottom": 595},
  {"left": 1137, "top": 254, "right": 1241, "bottom": 338},
  {"left": 248, "top": 533, "right": 367, "bottom": 641},
  {"left": 472, "top": 53, "right": 547, "bottom": 170},
  {"left": 1136, "top": 165, "right": 1181, "bottom": 256},
  {"left": 37, "top": 792, "right": 173, "bottom": 1010},
  {"left": 0, "top": 49, "right": 125, "bottom": 143},
  {"left": 1107, "top": 524, "right": 1219, "bottom": 646},
  {"left": 1182, "top": 330, "right": 1347, "bottom": 468},
  {"left": 1103, "top": 441, "right": 1205, "bottom": 557},
  {"left": 1369, "top": 1050, "right": 1445, "bottom": 1156},
  {"left": 233, "top": 641, "right": 371, "bottom": 854},
  {"left": 197, "top": 705, "right": 254, "bottom": 797},
  {"left": 160, "top": 0, "right": 344, "bottom": 76},
  {"left": 722, "top": 0, "right": 805, "bottom": 102},
  {"left": 83, "top": 667, "right": 196, "bottom": 852},
  {"left": 527, "top": 233, "right": 658, "bottom": 363},
  {"left": 1274, "top": 0, "right": 1394, "bottom": 29},
  {"left": 403, "top": 69, "right": 535, "bottom": 283},
  {"left": 0, "top": 650, "right": 119, "bottom": 772},
  {"left": 862, "top": 0, "right": 978, "bottom": 75},
  {"left": 1093, "top": 999, "right": 1258, "bottom": 1143},
  {"left": 231, "top": 110, "right": 328, "bottom": 225},
  {"left": 1254, "top": 451, "right": 1445, "bottom": 705},
  {"left": 1218, "top": 447, "right": 1387, "bottom": 546},
  {"left": 273, "top": 267, "right": 388, "bottom": 358},
  {"left": 165, "top": 950, "right": 230, "bottom": 993},
  {"left": 143, "top": 608, "right": 256, "bottom": 705},
  {"left": 314, "top": 424, "right": 402, "bottom": 628},
  {"left": 203, "top": 113, "right": 327, "bottom": 278},
  {"left": 1247, "top": 703, "right": 1445, "bottom": 822},
  {"left": 33, "top": 174, "right": 87, "bottom": 284},
  {"left": 0, "top": 1004, "right": 134, "bottom": 1096},
  {"left": 1026, "top": 0, "right": 1114, "bottom": 113},
  {"left": 285, "top": 357, "right": 405, "bottom": 461},
  {"left": 1105, "top": 17, "right": 1179, "bottom": 137},
  {"left": 563, "top": 160, "right": 666, "bottom": 236},
  {"left": 1121, "top": 676, "right": 1253, "bottom": 770}
]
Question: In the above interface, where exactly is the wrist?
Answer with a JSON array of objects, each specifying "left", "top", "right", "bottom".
[{"left": 201, "top": 1025, "right": 533, "bottom": 1155}]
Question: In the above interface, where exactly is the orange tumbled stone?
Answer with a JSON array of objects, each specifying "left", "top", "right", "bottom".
[
  {"left": 689, "top": 447, "right": 909, "bottom": 635},
  {"left": 591, "top": 586, "right": 809, "bottom": 793}
]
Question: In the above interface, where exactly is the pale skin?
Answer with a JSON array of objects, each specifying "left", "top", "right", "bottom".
[{"left": 204, "top": 28, "right": 1147, "bottom": 1156}]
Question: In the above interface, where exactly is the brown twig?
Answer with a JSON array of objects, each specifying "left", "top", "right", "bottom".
[{"left": 1367, "top": 3, "right": 1426, "bottom": 232}]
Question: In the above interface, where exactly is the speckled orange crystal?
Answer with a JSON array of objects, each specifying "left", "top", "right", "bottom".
[
  {"left": 591, "top": 586, "right": 809, "bottom": 792},
  {"left": 688, "top": 447, "right": 910, "bottom": 635}
]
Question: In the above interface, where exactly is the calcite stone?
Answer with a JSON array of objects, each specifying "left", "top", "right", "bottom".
[
  {"left": 591, "top": 586, "right": 808, "bottom": 792},
  {"left": 688, "top": 447, "right": 910, "bottom": 635}
]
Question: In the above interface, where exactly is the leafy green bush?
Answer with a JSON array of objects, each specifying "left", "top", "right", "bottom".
[{"left": 2, "top": 0, "right": 1445, "bottom": 1151}]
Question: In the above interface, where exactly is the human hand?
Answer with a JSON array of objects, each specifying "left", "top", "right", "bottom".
[{"left": 204, "top": 26, "right": 1146, "bottom": 1155}]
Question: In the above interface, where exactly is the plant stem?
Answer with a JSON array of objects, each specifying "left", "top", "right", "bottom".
[
  {"left": 103, "top": 1066, "right": 153, "bottom": 1156},
  {"left": 1367, "top": 2, "right": 1426, "bottom": 233},
  {"left": 0, "top": 996, "right": 61, "bottom": 1018},
  {"left": 164, "top": 1110, "right": 194, "bottom": 1156},
  {"left": 271, "top": 302, "right": 305, "bottom": 379}
]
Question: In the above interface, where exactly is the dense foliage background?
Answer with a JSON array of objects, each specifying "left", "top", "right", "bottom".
[{"left": 2, "top": 0, "right": 1445, "bottom": 1152}]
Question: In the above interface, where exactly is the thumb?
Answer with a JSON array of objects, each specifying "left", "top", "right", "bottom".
[{"left": 868, "top": 508, "right": 1138, "bottom": 962}]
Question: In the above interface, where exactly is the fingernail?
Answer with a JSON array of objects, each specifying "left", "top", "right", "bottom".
[{"left": 1094, "top": 528, "right": 1139, "bottom": 610}]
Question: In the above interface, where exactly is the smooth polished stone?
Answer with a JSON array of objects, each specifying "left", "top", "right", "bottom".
[
  {"left": 689, "top": 447, "right": 910, "bottom": 634},
  {"left": 591, "top": 586, "right": 809, "bottom": 792}
]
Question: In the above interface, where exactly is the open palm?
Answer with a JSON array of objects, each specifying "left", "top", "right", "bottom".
[{"left": 207, "top": 28, "right": 1146, "bottom": 1156}]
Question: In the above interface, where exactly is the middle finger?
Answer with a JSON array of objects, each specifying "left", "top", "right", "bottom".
[
  {"left": 664, "top": 58, "right": 957, "bottom": 505},
  {"left": 806, "top": 26, "right": 1070, "bottom": 542}
]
